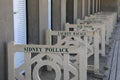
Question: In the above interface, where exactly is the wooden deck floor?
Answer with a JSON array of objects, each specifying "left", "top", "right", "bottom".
[{"left": 104, "top": 23, "right": 120, "bottom": 80}]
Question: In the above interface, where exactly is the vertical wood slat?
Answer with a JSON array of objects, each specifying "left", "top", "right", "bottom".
[
  {"left": 82, "top": 0, "right": 85, "bottom": 19},
  {"left": 27, "top": 0, "right": 39, "bottom": 44},
  {"left": 39, "top": 0, "right": 49, "bottom": 44},
  {"left": 94, "top": 30, "right": 100, "bottom": 74},
  {"left": 25, "top": 52, "right": 31, "bottom": 80},
  {"left": 51, "top": 0, "right": 67, "bottom": 30},
  {"left": 92, "top": 0, "right": 95, "bottom": 14},
  {"left": 46, "top": 29, "right": 52, "bottom": 45},
  {"left": 101, "top": 25, "right": 106, "bottom": 56},
  {"left": 79, "top": 37, "right": 87, "bottom": 80},
  {"left": 88, "top": 0, "right": 91, "bottom": 15},
  {"left": 96, "top": 0, "right": 98, "bottom": 12},
  {"left": 46, "top": 29, "right": 53, "bottom": 71},
  {"left": 8, "top": 42, "right": 15, "bottom": 80},
  {"left": 61, "top": 0, "right": 66, "bottom": 30},
  {"left": 64, "top": 54, "right": 69, "bottom": 80},
  {"left": 98, "top": 0, "right": 100, "bottom": 11},
  {"left": 74, "top": 0, "right": 77, "bottom": 23}
]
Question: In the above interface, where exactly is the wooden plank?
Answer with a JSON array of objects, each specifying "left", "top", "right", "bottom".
[
  {"left": 109, "top": 41, "right": 119, "bottom": 80},
  {"left": 104, "top": 23, "right": 120, "bottom": 80},
  {"left": 116, "top": 42, "right": 120, "bottom": 80},
  {"left": 104, "top": 41, "right": 115, "bottom": 80}
]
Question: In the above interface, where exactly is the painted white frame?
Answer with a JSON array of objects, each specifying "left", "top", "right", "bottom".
[
  {"left": 77, "top": 18, "right": 106, "bottom": 56},
  {"left": 65, "top": 23, "right": 100, "bottom": 74},
  {"left": 46, "top": 28, "right": 100, "bottom": 74},
  {"left": 8, "top": 42, "right": 87, "bottom": 80}
]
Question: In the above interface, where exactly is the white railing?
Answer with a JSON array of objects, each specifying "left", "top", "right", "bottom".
[
  {"left": 8, "top": 41, "right": 87, "bottom": 80},
  {"left": 7, "top": 12, "right": 117, "bottom": 80},
  {"left": 46, "top": 29, "right": 100, "bottom": 74},
  {"left": 66, "top": 22, "right": 105, "bottom": 57},
  {"left": 76, "top": 12, "right": 117, "bottom": 56},
  {"left": 84, "top": 12, "right": 117, "bottom": 45}
]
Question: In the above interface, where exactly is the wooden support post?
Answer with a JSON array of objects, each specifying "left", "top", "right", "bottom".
[
  {"left": 82, "top": 0, "right": 85, "bottom": 19},
  {"left": 101, "top": 26, "right": 106, "bottom": 56},
  {"left": 64, "top": 54, "right": 70, "bottom": 80},
  {"left": 74, "top": 0, "right": 78, "bottom": 23},
  {"left": 25, "top": 52, "right": 31, "bottom": 80},
  {"left": 46, "top": 29, "right": 51, "bottom": 45},
  {"left": 96, "top": 0, "right": 98, "bottom": 12},
  {"left": 52, "top": 0, "right": 66, "bottom": 30},
  {"left": 77, "top": 0, "right": 82, "bottom": 19},
  {"left": 99, "top": 0, "right": 100, "bottom": 11},
  {"left": 79, "top": 37, "right": 87, "bottom": 80},
  {"left": 61, "top": 0, "right": 66, "bottom": 30},
  {"left": 94, "top": 30, "right": 100, "bottom": 74},
  {"left": 88, "top": 0, "right": 91, "bottom": 15},
  {"left": 85, "top": 0, "right": 88, "bottom": 16},
  {"left": 46, "top": 29, "right": 53, "bottom": 71},
  {"left": 92, "top": 0, "right": 95, "bottom": 14},
  {"left": 8, "top": 42, "right": 15, "bottom": 80}
]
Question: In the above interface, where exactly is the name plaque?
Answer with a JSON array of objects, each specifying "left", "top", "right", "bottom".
[
  {"left": 77, "top": 25, "right": 93, "bottom": 30},
  {"left": 24, "top": 47, "right": 69, "bottom": 53},
  {"left": 57, "top": 31, "right": 86, "bottom": 36}
]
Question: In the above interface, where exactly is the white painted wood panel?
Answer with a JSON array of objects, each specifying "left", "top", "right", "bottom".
[{"left": 13, "top": 0, "right": 26, "bottom": 68}]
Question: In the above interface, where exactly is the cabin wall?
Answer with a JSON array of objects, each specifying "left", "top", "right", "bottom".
[
  {"left": 101, "top": 0, "right": 117, "bottom": 12},
  {"left": 27, "top": 0, "right": 39, "bottom": 44},
  {"left": 0, "top": 0, "right": 14, "bottom": 80},
  {"left": 51, "top": 0, "right": 62, "bottom": 30},
  {"left": 118, "top": 0, "right": 120, "bottom": 19}
]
